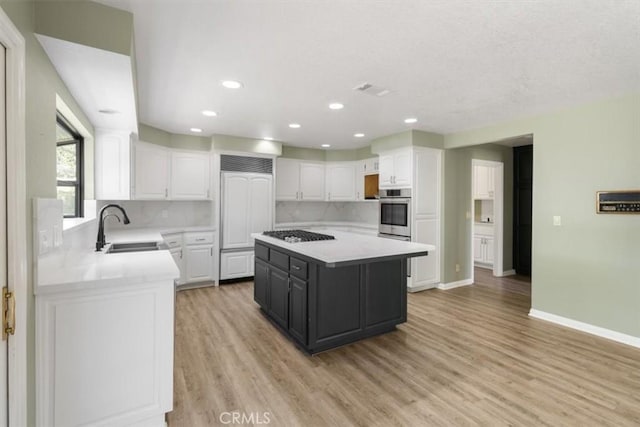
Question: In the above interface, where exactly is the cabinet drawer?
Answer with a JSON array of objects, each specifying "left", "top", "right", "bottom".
[
  {"left": 184, "top": 231, "right": 214, "bottom": 245},
  {"left": 163, "top": 233, "right": 183, "bottom": 248},
  {"left": 290, "top": 257, "right": 308, "bottom": 279},
  {"left": 255, "top": 243, "right": 269, "bottom": 261},
  {"left": 269, "top": 249, "right": 289, "bottom": 271}
]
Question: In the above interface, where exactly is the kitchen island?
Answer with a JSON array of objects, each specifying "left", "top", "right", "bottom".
[{"left": 252, "top": 230, "right": 435, "bottom": 354}]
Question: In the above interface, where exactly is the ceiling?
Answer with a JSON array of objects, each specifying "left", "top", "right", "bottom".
[{"left": 96, "top": 0, "right": 640, "bottom": 149}]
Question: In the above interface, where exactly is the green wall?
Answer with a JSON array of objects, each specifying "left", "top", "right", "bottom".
[
  {"left": 445, "top": 94, "right": 640, "bottom": 338},
  {"left": 211, "top": 133, "right": 282, "bottom": 156},
  {"left": 139, "top": 123, "right": 211, "bottom": 151},
  {"left": 0, "top": 1, "right": 96, "bottom": 424},
  {"left": 281, "top": 145, "right": 375, "bottom": 161}
]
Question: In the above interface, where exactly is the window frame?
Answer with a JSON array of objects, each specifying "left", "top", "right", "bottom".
[{"left": 56, "top": 114, "right": 84, "bottom": 218}]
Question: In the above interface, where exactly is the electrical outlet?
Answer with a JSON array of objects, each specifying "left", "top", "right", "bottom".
[
  {"left": 455, "top": 264, "right": 460, "bottom": 273},
  {"left": 553, "top": 216, "right": 562, "bottom": 226}
]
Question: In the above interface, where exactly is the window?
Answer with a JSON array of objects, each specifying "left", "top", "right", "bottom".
[{"left": 56, "top": 114, "right": 84, "bottom": 217}]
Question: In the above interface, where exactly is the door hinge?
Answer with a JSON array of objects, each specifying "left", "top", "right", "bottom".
[{"left": 3, "top": 287, "right": 15, "bottom": 340}]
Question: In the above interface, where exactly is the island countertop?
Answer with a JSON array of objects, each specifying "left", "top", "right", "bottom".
[{"left": 252, "top": 229, "right": 434, "bottom": 267}]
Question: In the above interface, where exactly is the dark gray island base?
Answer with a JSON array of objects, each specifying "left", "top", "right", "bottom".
[{"left": 254, "top": 240, "right": 417, "bottom": 354}]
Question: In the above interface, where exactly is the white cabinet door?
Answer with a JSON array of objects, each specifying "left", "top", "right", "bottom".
[
  {"left": 222, "top": 173, "right": 273, "bottom": 249},
  {"left": 36, "top": 282, "right": 174, "bottom": 427},
  {"left": 363, "top": 157, "right": 379, "bottom": 175},
  {"left": 170, "top": 151, "right": 210, "bottom": 200},
  {"left": 485, "top": 236, "right": 494, "bottom": 264},
  {"left": 412, "top": 218, "right": 439, "bottom": 287},
  {"left": 413, "top": 149, "right": 440, "bottom": 217},
  {"left": 95, "top": 129, "right": 131, "bottom": 200},
  {"left": 473, "top": 165, "right": 495, "bottom": 199},
  {"left": 185, "top": 245, "right": 213, "bottom": 283},
  {"left": 223, "top": 174, "right": 251, "bottom": 248},
  {"left": 220, "top": 251, "right": 253, "bottom": 279},
  {"left": 326, "top": 163, "right": 356, "bottom": 201},
  {"left": 473, "top": 236, "right": 484, "bottom": 263},
  {"left": 378, "top": 154, "right": 394, "bottom": 188},
  {"left": 356, "top": 161, "right": 365, "bottom": 201},
  {"left": 134, "top": 142, "right": 170, "bottom": 199},
  {"left": 276, "top": 158, "right": 300, "bottom": 200},
  {"left": 248, "top": 175, "right": 273, "bottom": 239},
  {"left": 393, "top": 150, "right": 413, "bottom": 187},
  {"left": 299, "top": 162, "right": 325, "bottom": 200}
]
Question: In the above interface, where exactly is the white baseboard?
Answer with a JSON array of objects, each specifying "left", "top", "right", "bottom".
[
  {"left": 529, "top": 309, "right": 640, "bottom": 349},
  {"left": 407, "top": 283, "right": 437, "bottom": 293},
  {"left": 438, "top": 278, "right": 473, "bottom": 290},
  {"left": 499, "top": 269, "right": 516, "bottom": 277}
]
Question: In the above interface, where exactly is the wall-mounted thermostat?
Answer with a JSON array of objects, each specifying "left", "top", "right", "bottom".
[{"left": 596, "top": 190, "right": 640, "bottom": 214}]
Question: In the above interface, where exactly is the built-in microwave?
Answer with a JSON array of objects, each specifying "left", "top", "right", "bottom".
[{"left": 378, "top": 188, "right": 411, "bottom": 238}]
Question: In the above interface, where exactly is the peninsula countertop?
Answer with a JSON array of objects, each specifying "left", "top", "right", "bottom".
[
  {"left": 252, "top": 229, "right": 435, "bottom": 267},
  {"left": 35, "top": 226, "right": 215, "bottom": 295}
]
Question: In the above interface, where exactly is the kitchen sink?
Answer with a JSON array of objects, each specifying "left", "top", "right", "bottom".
[{"left": 106, "top": 241, "right": 161, "bottom": 254}]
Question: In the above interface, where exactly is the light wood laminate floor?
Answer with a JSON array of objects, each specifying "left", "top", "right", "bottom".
[{"left": 168, "top": 271, "right": 640, "bottom": 426}]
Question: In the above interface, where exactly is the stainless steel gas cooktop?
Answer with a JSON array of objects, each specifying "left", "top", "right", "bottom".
[{"left": 262, "top": 230, "right": 336, "bottom": 243}]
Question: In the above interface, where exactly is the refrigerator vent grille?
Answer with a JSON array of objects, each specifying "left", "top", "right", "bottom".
[{"left": 220, "top": 155, "right": 273, "bottom": 174}]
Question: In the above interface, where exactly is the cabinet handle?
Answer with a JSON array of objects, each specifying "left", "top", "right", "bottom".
[
  {"left": 207, "top": 189, "right": 210, "bottom": 198},
  {"left": 357, "top": 192, "right": 360, "bottom": 199},
  {"left": 210, "top": 247, "right": 213, "bottom": 256},
  {"left": 296, "top": 191, "right": 299, "bottom": 200},
  {"left": 180, "top": 250, "right": 183, "bottom": 259},
  {"left": 165, "top": 188, "right": 168, "bottom": 198},
  {"left": 328, "top": 192, "right": 331, "bottom": 200},
  {"left": 300, "top": 191, "right": 303, "bottom": 199},
  {"left": 292, "top": 265, "right": 301, "bottom": 270},
  {"left": 196, "top": 238, "right": 206, "bottom": 241}
]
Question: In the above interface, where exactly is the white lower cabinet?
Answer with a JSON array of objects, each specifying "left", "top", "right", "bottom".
[
  {"left": 36, "top": 281, "right": 174, "bottom": 427},
  {"left": 164, "top": 231, "right": 216, "bottom": 287},
  {"left": 220, "top": 250, "right": 255, "bottom": 279},
  {"left": 474, "top": 234, "right": 494, "bottom": 266},
  {"left": 184, "top": 243, "right": 214, "bottom": 283}
]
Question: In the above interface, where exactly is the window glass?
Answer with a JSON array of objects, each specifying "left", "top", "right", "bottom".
[
  {"left": 56, "top": 143, "right": 77, "bottom": 181},
  {"left": 56, "top": 114, "right": 83, "bottom": 218}
]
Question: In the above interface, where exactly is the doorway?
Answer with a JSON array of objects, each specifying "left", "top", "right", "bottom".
[
  {"left": 513, "top": 145, "right": 533, "bottom": 276},
  {"left": 0, "top": 5, "right": 29, "bottom": 426},
  {"left": 471, "top": 159, "right": 504, "bottom": 279}
]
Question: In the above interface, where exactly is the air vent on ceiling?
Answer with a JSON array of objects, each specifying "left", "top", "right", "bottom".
[
  {"left": 220, "top": 155, "right": 273, "bottom": 174},
  {"left": 354, "top": 82, "right": 391, "bottom": 97}
]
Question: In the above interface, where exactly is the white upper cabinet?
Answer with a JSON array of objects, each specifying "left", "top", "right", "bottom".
[
  {"left": 275, "top": 158, "right": 325, "bottom": 201},
  {"left": 363, "top": 157, "right": 379, "bottom": 175},
  {"left": 299, "top": 162, "right": 325, "bottom": 200},
  {"left": 326, "top": 163, "right": 356, "bottom": 201},
  {"left": 133, "top": 142, "right": 170, "bottom": 200},
  {"left": 131, "top": 141, "right": 212, "bottom": 201},
  {"left": 473, "top": 165, "right": 495, "bottom": 199},
  {"left": 94, "top": 129, "right": 131, "bottom": 200},
  {"left": 378, "top": 148, "right": 413, "bottom": 189},
  {"left": 170, "top": 151, "right": 210, "bottom": 200}
]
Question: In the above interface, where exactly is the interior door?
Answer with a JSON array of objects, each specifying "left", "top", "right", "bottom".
[{"left": 0, "top": 43, "right": 8, "bottom": 427}]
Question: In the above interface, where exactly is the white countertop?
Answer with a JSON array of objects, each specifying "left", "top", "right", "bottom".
[
  {"left": 253, "top": 229, "right": 435, "bottom": 267},
  {"left": 35, "top": 226, "right": 215, "bottom": 295}
]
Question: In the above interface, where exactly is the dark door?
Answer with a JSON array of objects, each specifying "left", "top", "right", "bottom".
[
  {"left": 254, "top": 259, "right": 269, "bottom": 310},
  {"left": 288, "top": 276, "right": 307, "bottom": 344},
  {"left": 513, "top": 145, "right": 533, "bottom": 275},
  {"left": 268, "top": 266, "right": 289, "bottom": 329}
]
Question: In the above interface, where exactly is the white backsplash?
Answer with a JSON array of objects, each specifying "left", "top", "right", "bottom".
[
  {"left": 97, "top": 200, "right": 215, "bottom": 231},
  {"left": 276, "top": 201, "right": 378, "bottom": 225}
]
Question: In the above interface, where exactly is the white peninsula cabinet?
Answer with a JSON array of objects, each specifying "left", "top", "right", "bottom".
[
  {"left": 276, "top": 158, "right": 325, "bottom": 201},
  {"left": 36, "top": 281, "right": 174, "bottom": 427}
]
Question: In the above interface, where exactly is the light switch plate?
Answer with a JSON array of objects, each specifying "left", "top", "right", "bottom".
[{"left": 553, "top": 216, "right": 562, "bottom": 226}]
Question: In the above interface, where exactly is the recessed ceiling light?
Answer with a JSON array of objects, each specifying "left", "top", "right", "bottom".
[
  {"left": 263, "top": 137, "right": 274, "bottom": 141},
  {"left": 221, "top": 80, "right": 243, "bottom": 89},
  {"left": 190, "top": 128, "right": 203, "bottom": 133},
  {"left": 289, "top": 123, "right": 301, "bottom": 129},
  {"left": 328, "top": 103, "right": 344, "bottom": 110},
  {"left": 354, "top": 133, "right": 365, "bottom": 138},
  {"left": 404, "top": 117, "right": 418, "bottom": 124},
  {"left": 321, "top": 144, "right": 331, "bottom": 148},
  {"left": 202, "top": 110, "right": 217, "bottom": 117}
]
